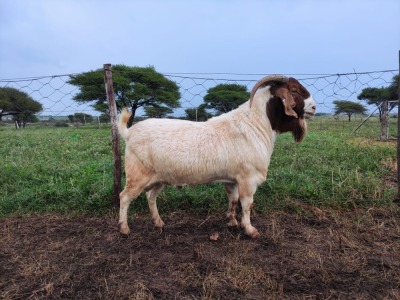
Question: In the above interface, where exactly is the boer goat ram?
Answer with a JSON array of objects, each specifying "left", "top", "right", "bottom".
[{"left": 118, "top": 75, "right": 316, "bottom": 238}]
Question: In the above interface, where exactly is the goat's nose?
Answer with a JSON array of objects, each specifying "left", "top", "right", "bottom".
[{"left": 311, "top": 105, "right": 316, "bottom": 110}]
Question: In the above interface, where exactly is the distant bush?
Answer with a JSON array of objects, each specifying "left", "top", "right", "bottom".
[{"left": 54, "top": 122, "right": 69, "bottom": 127}]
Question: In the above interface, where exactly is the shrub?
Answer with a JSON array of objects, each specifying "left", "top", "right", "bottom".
[{"left": 54, "top": 122, "right": 69, "bottom": 127}]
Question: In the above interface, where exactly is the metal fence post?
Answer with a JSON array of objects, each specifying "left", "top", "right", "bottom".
[
  {"left": 380, "top": 100, "right": 388, "bottom": 140},
  {"left": 104, "top": 63, "right": 121, "bottom": 207},
  {"left": 397, "top": 50, "right": 400, "bottom": 204}
]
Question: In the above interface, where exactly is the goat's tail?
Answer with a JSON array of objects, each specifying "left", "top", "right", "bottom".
[{"left": 118, "top": 108, "right": 131, "bottom": 140}]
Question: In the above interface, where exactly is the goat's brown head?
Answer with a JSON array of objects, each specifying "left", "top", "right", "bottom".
[{"left": 249, "top": 75, "right": 316, "bottom": 142}]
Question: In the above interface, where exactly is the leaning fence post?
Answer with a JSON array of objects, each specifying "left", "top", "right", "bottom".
[
  {"left": 104, "top": 63, "right": 121, "bottom": 207},
  {"left": 396, "top": 50, "right": 400, "bottom": 204}
]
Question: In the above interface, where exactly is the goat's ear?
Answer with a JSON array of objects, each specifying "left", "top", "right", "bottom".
[{"left": 274, "top": 87, "right": 298, "bottom": 118}]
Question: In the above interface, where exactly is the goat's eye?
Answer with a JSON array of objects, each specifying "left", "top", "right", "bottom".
[{"left": 291, "top": 89, "right": 298, "bottom": 94}]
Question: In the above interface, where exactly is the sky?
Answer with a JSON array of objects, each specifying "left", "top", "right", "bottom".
[
  {"left": 1, "top": 0, "right": 399, "bottom": 78},
  {"left": 0, "top": 0, "right": 399, "bottom": 115}
]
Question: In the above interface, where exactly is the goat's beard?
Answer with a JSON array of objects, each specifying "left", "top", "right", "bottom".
[
  {"left": 292, "top": 118, "right": 307, "bottom": 142},
  {"left": 265, "top": 97, "right": 307, "bottom": 142}
]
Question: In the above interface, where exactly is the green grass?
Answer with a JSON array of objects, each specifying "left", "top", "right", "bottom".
[
  {"left": 0, "top": 126, "right": 114, "bottom": 216},
  {"left": 0, "top": 116, "right": 397, "bottom": 217}
]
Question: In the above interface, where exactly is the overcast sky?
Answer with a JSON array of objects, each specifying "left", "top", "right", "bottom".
[
  {"left": 0, "top": 0, "right": 399, "bottom": 116},
  {"left": 1, "top": 0, "right": 399, "bottom": 79}
]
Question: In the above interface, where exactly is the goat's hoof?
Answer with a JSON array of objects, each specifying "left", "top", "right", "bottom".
[
  {"left": 154, "top": 219, "right": 165, "bottom": 228},
  {"left": 245, "top": 227, "right": 260, "bottom": 239},
  {"left": 227, "top": 219, "right": 239, "bottom": 227},
  {"left": 119, "top": 223, "right": 130, "bottom": 236},
  {"left": 249, "top": 230, "right": 260, "bottom": 239}
]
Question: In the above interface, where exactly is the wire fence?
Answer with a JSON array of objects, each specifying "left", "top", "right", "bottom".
[
  {"left": 165, "top": 70, "right": 398, "bottom": 117},
  {"left": 0, "top": 68, "right": 398, "bottom": 122},
  {"left": 1, "top": 64, "right": 399, "bottom": 206}
]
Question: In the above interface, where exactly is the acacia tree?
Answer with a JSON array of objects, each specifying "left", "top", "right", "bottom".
[
  {"left": 333, "top": 100, "right": 366, "bottom": 122},
  {"left": 357, "top": 75, "right": 399, "bottom": 140},
  {"left": 68, "top": 65, "right": 181, "bottom": 126},
  {"left": 203, "top": 84, "right": 249, "bottom": 115},
  {"left": 68, "top": 113, "right": 93, "bottom": 124},
  {"left": 0, "top": 87, "right": 42, "bottom": 128},
  {"left": 0, "top": 89, "right": 13, "bottom": 119},
  {"left": 185, "top": 104, "right": 211, "bottom": 121},
  {"left": 357, "top": 75, "right": 399, "bottom": 121},
  {"left": 144, "top": 106, "right": 173, "bottom": 118}
]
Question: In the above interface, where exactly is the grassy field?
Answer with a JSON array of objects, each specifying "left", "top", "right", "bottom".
[{"left": 0, "top": 116, "right": 397, "bottom": 217}]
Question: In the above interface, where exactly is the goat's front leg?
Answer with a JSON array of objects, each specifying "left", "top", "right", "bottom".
[
  {"left": 225, "top": 183, "right": 239, "bottom": 227},
  {"left": 146, "top": 183, "right": 165, "bottom": 228},
  {"left": 238, "top": 182, "right": 259, "bottom": 238}
]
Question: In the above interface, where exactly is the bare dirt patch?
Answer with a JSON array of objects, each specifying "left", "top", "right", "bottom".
[{"left": 1, "top": 207, "right": 399, "bottom": 299}]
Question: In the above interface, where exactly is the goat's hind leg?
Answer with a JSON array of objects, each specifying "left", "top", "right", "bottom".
[
  {"left": 225, "top": 183, "right": 239, "bottom": 227},
  {"left": 119, "top": 157, "right": 152, "bottom": 235},
  {"left": 146, "top": 183, "right": 165, "bottom": 228},
  {"left": 119, "top": 185, "right": 142, "bottom": 235}
]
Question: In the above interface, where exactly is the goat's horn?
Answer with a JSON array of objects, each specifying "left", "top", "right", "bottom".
[{"left": 249, "top": 75, "right": 289, "bottom": 107}]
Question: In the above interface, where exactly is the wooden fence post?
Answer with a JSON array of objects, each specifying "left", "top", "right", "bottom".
[{"left": 104, "top": 64, "right": 121, "bottom": 206}]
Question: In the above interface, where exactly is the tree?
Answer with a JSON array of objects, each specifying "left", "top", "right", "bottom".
[
  {"left": 67, "top": 113, "right": 93, "bottom": 124},
  {"left": 203, "top": 84, "right": 249, "bottom": 115},
  {"left": 99, "top": 113, "right": 110, "bottom": 123},
  {"left": 185, "top": 104, "right": 211, "bottom": 121},
  {"left": 144, "top": 106, "right": 173, "bottom": 118},
  {"left": 357, "top": 75, "right": 399, "bottom": 121},
  {"left": 0, "top": 87, "right": 42, "bottom": 128},
  {"left": 357, "top": 75, "right": 399, "bottom": 140},
  {"left": 357, "top": 87, "right": 389, "bottom": 121},
  {"left": 72, "top": 113, "right": 93, "bottom": 124},
  {"left": 68, "top": 65, "right": 181, "bottom": 127},
  {"left": 388, "top": 74, "right": 399, "bottom": 99},
  {"left": 13, "top": 114, "right": 39, "bottom": 128},
  {"left": 0, "top": 88, "right": 14, "bottom": 119},
  {"left": 333, "top": 100, "right": 366, "bottom": 122}
]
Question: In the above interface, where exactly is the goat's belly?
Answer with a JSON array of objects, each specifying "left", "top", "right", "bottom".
[
  {"left": 156, "top": 168, "right": 235, "bottom": 186},
  {"left": 172, "top": 176, "right": 235, "bottom": 186},
  {"left": 171, "top": 179, "right": 236, "bottom": 187}
]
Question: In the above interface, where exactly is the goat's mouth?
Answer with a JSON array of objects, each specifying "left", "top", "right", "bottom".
[{"left": 304, "top": 111, "right": 315, "bottom": 119}]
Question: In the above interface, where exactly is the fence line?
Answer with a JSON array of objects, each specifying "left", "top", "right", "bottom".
[
  {"left": 0, "top": 65, "right": 398, "bottom": 203},
  {"left": 0, "top": 69, "right": 397, "bottom": 120}
]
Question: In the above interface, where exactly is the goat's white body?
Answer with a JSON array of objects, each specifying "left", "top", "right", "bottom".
[
  {"left": 118, "top": 84, "right": 315, "bottom": 238},
  {"left": 120, "top": 89, "right": 276, "bottom": 188}
]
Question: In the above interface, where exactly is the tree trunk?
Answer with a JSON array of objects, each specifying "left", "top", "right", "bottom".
[
  {"left": 128, "top": 105, "right": 137, "bottom": 128},
  {"left": 378, "top": 106, "right": 382, "bottom": 122}
]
